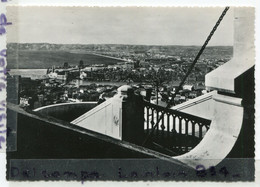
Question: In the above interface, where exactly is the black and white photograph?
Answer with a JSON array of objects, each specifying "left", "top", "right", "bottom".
[{"left": 3, "top": 5, "right": 256, "bottom": 182}]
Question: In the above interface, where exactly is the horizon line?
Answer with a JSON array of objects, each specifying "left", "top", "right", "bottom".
[{"left": 7, "top": 42, "right": 233, "bottom": 47}]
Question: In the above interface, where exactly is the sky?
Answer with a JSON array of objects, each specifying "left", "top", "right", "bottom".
[{"left": 6, "top": 6, "right": 234, "bottom": 46}]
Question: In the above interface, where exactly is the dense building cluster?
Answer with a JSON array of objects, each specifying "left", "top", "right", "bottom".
[
  {"left": 18, "top": 77, "right": 119, "bottom": 109},
  {"left": 18, "top": 74, "right": 206, "bottom": 110},
  {"left": 15, "top": 45, "right": 231, "bottom": 109}
]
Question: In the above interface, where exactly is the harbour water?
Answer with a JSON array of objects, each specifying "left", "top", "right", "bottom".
[{"left": 9, "top": 69, "right": 48, "bottom": 79}]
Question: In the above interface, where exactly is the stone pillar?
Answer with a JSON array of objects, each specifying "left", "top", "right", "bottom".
[
  {"left": 205, "top": 8, "right": 255, "bottom": 93},
  {"left": 119, "top": 85, "right": 144, "bottom": 144},
  {"left": 145, "top": 88, "right": 153, "bottom": 102},
  {"left": 233, "top": 7, "right": 255, "bottom": 62}
]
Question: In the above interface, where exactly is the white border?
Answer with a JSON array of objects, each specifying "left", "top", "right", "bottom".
[
  {"left": 6, "top": 0, "right": 258, "bottom": 7},
  {"left": 1, "top": 0, "right": 259, "bottom": 186}
]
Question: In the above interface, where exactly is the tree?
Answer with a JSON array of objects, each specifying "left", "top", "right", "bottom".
[
  {"left": 63, "top": 62, "right": 69, "bottom": 69},
  {"left": 134, "top": 60, "right": 140, "bottom": 68},
  {"left": 79, "top": 60, "right": 84, "bottom": 69}
]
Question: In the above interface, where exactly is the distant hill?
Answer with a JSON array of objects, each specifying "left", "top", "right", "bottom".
[{"left": 6, "top": 43, "right": 233, "bottom": 69}]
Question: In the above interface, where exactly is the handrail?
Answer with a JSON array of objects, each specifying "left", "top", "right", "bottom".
[
  {"left": 171, "top": 91, "right": 216, "bottom": 111},
  {"left": 143, "top": 101, "right": 211, "bottom": 126}
]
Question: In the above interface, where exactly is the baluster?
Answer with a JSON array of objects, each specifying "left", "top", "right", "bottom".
[
  {"left": 156, "top": 110, "right": 159, "bottom": 140},
  {"left": 151, "top": 108, "right": 154, "bottom": 129},
  {"left": 161, "top": 112, "right": 165, "bottom": 138},
  {"left": 199, "top": 124, "right": 203, "bottom": 139},
  {"left": 146, "top": 107, "right": 149, "bottom": 131},
  {"left": 167, "top": 113, "right": 170, "bottom": 137},
  {"left": 156, "top": 110, "right": 159, "bottom": 131},
  {"left": 179, "top": 117, "right": 182, "bottom": 134},
  {"left": 172, "top": 115, "right": 176, "bottom": 133},
  {"left": 185, "top": 119, "right": 189, "bottom": 135},
  {"left": 184, "top": 119, "right": 189, "bottom": 152},
  {"left": 171, "top": 115, "right": 176, "bottom": 144},
  {"left": 192, "top": 121, "right": 195, "bottom": 137}
]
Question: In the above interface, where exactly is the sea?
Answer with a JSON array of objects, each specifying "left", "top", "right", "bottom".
[{"left": 9, "top": 69, "right": 48, "bottom": 79}]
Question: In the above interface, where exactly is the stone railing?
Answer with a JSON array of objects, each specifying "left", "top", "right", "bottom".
[
  {"left": 68, "top": 84, "right": 212, "bottom": 154},
  {"left": 143, "top": 100, "right": 211, "bottom": 154}
]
